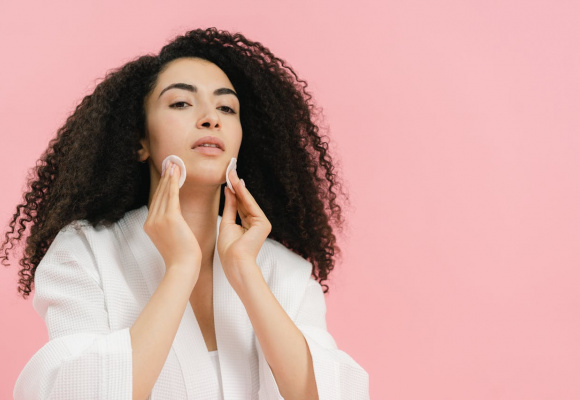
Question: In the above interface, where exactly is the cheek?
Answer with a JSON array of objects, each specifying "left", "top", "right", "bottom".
[
  {"left": 150, "top": 112, "right": 184, "bottom": 132},
  {"left": 147, "top": 115, "right": 185, "bottom": 145},
  {"left": 149, "top": 103, "right": 187, "bottom": 125},
  {"left": 231, "top": 134, "right": 243, "bottom": 156},
  {"left": 147, "top": 130, "right": 181, "bottom": 159},
  {"left": 235, "top": 125, "right": 243, "bottom": 146}
]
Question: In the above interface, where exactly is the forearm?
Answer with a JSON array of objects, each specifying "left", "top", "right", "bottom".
[
  {"left": 235, "top": 265, "right": 319, "bottom": 400},
  {"left": 130, "top": 266, "right": 197, "bottom": 400}
]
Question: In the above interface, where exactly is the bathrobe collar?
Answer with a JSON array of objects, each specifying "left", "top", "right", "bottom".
[{"left": 119, "top": 205, "right": 256, "bottom": 399}]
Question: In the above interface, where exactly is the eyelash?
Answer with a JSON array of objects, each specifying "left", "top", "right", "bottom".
[{"left": 169, "top": 102, "right": 236, "bottom": 114}]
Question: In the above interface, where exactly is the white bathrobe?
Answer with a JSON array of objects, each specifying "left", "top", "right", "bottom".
[{"left": 13, "top": 205, "right": 369, "bottom": 399}]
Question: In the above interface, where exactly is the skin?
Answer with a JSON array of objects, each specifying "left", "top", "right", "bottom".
[
  {"left": 134, "top": 57, "right": 319, "bottom": 399},
  {"left": 138, "top": 56, "right": 243, "bottom": 278}
]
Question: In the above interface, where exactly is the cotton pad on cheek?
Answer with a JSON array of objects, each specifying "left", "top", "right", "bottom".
[
  {"left": 161, "top": 155, "right": 187, "bottom": 188},
  {"left": 226, "top": 157, "right": 237, "bottom": 194}
]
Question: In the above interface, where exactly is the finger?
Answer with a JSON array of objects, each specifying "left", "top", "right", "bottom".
[
  {"left": 221, "top": 185, "right": 238, "bottom": 225},
  {"left": 234, "top": 186, "right": 252, "bottom": 220},
  {"left": 149, "top": 162, "right": 169, "bottom": 219},
  {"left": 234, "top": 197, "right": 252, "bottom": 227},
  {"left": 239, "top": 214, "right": 251, "bottom": 230},
  {"left": 239, "top": 206, "right": 257, "bottom": 231},
  {"left": 167, "top": 162, "right": 181, "bottom": 213},
  {"left": 158, "top": 162, "right": 174, "bottom": 215},
  {"left": 236, "top": 200, "right": 248, "bottom": 219},
  {"left": 232, "top": 186, "right": 257, "bottom": 231},
  {"left": 228, "top": 169, "right": 265, "bottom": 218}
]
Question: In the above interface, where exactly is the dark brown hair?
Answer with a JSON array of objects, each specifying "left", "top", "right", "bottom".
[{"left": 1, "top": 27, "right": 351, "bottom": 299}]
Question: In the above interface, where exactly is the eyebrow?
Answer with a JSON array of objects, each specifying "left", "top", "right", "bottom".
[{"left": 158, "top": 82, "right": 238, "bottom": 101}]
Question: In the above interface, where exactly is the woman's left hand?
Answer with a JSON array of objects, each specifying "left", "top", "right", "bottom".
[{"left": 218, "top": 168, "right": 272, "bottom": 289}]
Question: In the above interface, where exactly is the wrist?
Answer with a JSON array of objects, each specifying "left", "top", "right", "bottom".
[
  {"left": 166, "top": 263, "right": 199, "bottom": 287},
  {"left": 230, "top": 262, "right": 263, "bottom": 294}
]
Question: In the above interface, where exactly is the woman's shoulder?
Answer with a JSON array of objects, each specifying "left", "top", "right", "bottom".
[
  {"left": 260, "top": 237, "right": 314, "bottom": 281},
  {"left": 32, "top": 219, "right": 103, "bottom": 297},
  {"left": 52, "top": 206, "right": 141, "bottom": 250},
  {"left": 263, "top": 237, "right": 309, "bottom": 264},
  {"left": 48, "top": 218, "right": 111, "bottom": 254},
  {"left": 40, "top": 216, "right": 119, "bottom": 275},
  {"left": 258, "top": 238, "right": 318, "bottom": 315},
  {"left": 48, "top": 220, "right": 94, "bottom": 256}
]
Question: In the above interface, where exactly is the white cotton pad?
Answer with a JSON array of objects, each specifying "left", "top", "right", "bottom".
[
  {"left": 226, "top": 157, "right": 237, "bottom": 194},
  {"left": 161, "top": 155, "right": 186, "bottom": 188}
]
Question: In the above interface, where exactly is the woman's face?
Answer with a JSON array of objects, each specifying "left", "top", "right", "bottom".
[{"left": 140, "top": 57, "right": 242, "bottom": 188}]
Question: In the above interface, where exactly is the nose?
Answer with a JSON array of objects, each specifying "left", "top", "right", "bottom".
[{"left": 196, "top": 103, "right": 220, "bottom": 129}]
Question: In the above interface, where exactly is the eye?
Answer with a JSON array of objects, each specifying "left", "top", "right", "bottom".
[
  {"left": 169, "top": 101, "right": 189, "bottom": 109},
  {"left": 219, "top": 106, "right": 236, "bottom": 114},
  {"left": 170, "top": 102, "right": 236, "bottom": 114}
]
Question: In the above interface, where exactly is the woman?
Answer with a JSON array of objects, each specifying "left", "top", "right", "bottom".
[{"left": 4, "top": 27, "right": 369, "bottom": 399}]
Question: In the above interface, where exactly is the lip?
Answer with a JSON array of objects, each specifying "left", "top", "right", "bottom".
[
  {"left": 193, "top": 146, "right": 224, "bottom": 155},
  {"left": 192, "top": 136, "right": 225, "bottom": 151}
]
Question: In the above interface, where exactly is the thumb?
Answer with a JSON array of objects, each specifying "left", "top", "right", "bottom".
[{"left": 221, "top": 185, "right": 237, "bottom": 225}]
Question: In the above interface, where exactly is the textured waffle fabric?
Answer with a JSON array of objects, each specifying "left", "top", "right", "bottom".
[
  {"left": 14, "top": 205, "right": 369, "bottom": 399},
  {"left": 209, "top": 351, "right": 224, "bottom": 400}
]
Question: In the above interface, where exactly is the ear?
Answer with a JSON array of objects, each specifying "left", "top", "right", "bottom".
[{"left": 137, "top": 137, "right": 150, "bottom": 162}]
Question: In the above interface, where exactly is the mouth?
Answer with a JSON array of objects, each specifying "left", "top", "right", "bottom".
[
  {"left": 192, "top": 145, "right": 224, "bottom": 155},
  {"left": 191, "top": 136, "right": 225, "bottom": 151}
]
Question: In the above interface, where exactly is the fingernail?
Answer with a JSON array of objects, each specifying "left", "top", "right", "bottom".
[
  {"left": 170, "top": 163, "right": 175, "bottom": 176},
  {"left": 240, "top": 179, "right": 245, "bottom": 187}
]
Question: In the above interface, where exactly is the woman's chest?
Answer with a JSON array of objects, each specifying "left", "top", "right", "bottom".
[{"left": 189, "top": 286, "right": 217, "bottom": 352}]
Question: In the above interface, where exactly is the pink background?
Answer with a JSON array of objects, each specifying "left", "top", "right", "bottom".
[{"left": 1, "top": 1, "right": 579, "bottom": 399}]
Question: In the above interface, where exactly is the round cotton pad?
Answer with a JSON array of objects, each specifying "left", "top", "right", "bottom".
[
  {"left": 226, "top": 157, "right": 237, "bottom": 194},
  {"left": 161, "top": 155, "right": 186, "bottom": 188}
]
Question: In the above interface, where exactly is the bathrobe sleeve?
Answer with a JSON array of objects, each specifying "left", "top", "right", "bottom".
[
  {"left": 258, "top": 276, "right": 370, "bottom": 400},
  {"left": 13, "top": 230, "right": 133, "bottom": 400}
]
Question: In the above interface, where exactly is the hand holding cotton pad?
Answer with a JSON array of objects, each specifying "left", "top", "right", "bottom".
[
  {"left": 161, "top": 155, "right": 187, "bottom": 188},
  {"left": 226, "top": 157, "right": 237, "bottom": 194}
]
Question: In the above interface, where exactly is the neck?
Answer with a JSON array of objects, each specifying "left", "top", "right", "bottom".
[{"left": 147, "top": 172, "right": 223, "bottom": 276}]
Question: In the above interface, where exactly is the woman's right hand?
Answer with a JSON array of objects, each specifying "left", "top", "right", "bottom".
[{"left": 143, "top": 161, "right": 202, "bottom": 281}]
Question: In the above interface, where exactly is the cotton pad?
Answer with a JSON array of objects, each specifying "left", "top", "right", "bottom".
[
  {"left": 161, "top": 155, "right": 186, "bottom": 188},
  {"left": 226, "top": 157, "right": 237, "bottom": 194}
]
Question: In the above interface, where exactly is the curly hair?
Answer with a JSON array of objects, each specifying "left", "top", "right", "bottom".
[{"left": 1, "top": 27, "right": 351, "bottom": 299}]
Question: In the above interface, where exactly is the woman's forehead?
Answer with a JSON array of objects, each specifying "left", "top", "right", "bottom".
[{"left": 157, "top": 58, "right": 230, "bottom": 86}]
